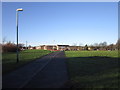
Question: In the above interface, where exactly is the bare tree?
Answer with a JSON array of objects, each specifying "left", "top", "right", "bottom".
[
  {"left": 72, "top": 43, "right": 77, "bottom": 46},
  {"left": 93, "top": 43, "right": 99, "bottom": 46},
  {"left": 2, "top": 37, "right": 6, "bottom": 44},
  {"left": 18, "top": 43, "right": 24, "bottom": 49},
  {"left": 103, "top": 41, "right": 107, "bottom": 46},
  {"left": 79, "top": 43, "right": 83, "bottom": 46},
  {"left": 2, "top": 41, "right": 17, "bottom": 52}
]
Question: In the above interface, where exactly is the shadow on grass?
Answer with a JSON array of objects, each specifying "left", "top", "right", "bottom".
[{"left": 66, "top": 56, "right": 119, "bottom": 88}]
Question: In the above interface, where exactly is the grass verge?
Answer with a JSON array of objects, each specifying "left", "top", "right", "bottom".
[{"left": 2, "top": 49, "right": 54, "bottom": 74}]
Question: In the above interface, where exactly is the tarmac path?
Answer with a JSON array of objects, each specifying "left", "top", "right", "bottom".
[{"left": 2, "top": 51, "right": 69, "bottom": 89}]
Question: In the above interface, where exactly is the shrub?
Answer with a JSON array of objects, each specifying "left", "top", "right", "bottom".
[{"left": 2, "top": 42, "right": 20, "bottom": 52}]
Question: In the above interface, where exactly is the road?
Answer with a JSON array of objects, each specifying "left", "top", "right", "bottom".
[{"left": 2, "top": 51, "right": 69, "bottom": 89}]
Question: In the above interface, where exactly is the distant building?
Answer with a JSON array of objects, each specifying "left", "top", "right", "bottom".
[
  {"left": 44, "top": 45, "right": 57, "bottom": 50},
  {"left": 36, "top": 45, "right": 83, "bottom": 51},
  {"left": 36, "top": 45, "right": 45, "bottom": 49},
  {"left": 56, "top": 45, "right": 69, "bottom": 51}
]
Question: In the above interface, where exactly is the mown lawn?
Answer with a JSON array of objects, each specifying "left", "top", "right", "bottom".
[
  {"left": 2, "top": 49, "right": 54, "bottom": 74},
  {"left": 65, "top": 51, "right": 119, "bottom": 88}
]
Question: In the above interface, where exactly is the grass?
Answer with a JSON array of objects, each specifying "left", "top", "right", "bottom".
[
  {"left": 2, "top": 49, "right": 54, "bottom": 74},
  {"left": 65, "top": 51, "right": 119, "bottom": 88}
]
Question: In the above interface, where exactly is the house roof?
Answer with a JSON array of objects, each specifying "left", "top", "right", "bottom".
[{"left": 57, "top": 45, "right": 69, "bottom": 46}]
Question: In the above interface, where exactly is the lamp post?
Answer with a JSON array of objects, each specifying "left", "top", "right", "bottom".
[{"left": 16, "top": 8, "right": 23, "bottom": 63}]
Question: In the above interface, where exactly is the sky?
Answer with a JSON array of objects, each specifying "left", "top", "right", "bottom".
[{"left": 2, "top": 2, "right": 118, "bottom": 46}]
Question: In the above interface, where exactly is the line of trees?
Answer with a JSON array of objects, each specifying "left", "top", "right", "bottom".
[
  {"left": 1, "top": 38, "right": 120, "bottom": 52},
  {"left": 86, "top": 40, "right": 120, "bottom": 51}
]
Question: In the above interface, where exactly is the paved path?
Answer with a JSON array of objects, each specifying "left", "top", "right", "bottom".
[{"left": 3, "top": 51, "right": 68, "bottom": 89}]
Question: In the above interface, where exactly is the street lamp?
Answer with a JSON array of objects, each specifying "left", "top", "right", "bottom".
[{"left": 16, "top": 8, "right": 23, "bottom": 63}]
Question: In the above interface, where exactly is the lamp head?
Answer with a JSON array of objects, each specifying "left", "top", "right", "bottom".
[{"left": 16, "top": 8, "right": 23, "bottom": 11}]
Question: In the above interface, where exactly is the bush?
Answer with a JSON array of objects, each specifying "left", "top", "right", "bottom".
[{"left": 2, "top": 42, "right": 20, "bottom": 52}]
